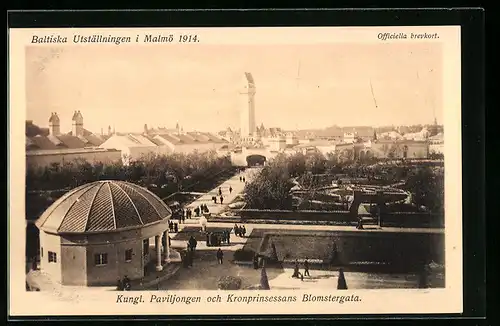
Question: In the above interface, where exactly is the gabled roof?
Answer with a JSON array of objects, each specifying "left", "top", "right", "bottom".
[
  {"left": 28, "top": 135, "right": 62, "bottom": 150},
  {"left": 142, "top": 135, "right": 165, "bottom": 146},
  {"left": 186, "top": 132, "right": 210, "bottom": 143},
  {"left": 127, "top": 134, "right": 157, "bottom": 146},
  {"left": 66, "top": 129, "right": 108, "bottom": 146},
  {"left": 204, "top": 133, "right": 227, "bottom": 143},
  {"left": 155, "top": 134, "right": 182, "bottom": 145},
  {"left": 103, "top": 135, "right": 156, "bottom": 148},
  {"left": 56, "top": 135, "right": 88, "bottom": 149},
  {"left": 176, "top": 134, "right": 199, "bottom": 143}
]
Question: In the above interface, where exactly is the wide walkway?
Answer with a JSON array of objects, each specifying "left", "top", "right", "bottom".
[
  {"left": 175, "top": 220, "right": 443, "bottom": 237},
  {"left": 165, "top": 220, "right": 444, "bottom": 290},
  {"left": 184, "top": 167, "right": 260, "bottom": 217}
]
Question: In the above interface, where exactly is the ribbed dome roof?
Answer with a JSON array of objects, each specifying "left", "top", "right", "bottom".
[{"left": 36, "top": 180, "right": 171, "bottom": 234}]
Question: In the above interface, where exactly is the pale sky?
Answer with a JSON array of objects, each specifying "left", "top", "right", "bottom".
[{"left": 25, "top": 43, "right": 442, "bottom": 133}]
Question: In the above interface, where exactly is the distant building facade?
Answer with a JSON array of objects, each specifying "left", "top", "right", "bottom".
[
  {"left": 26, "top": 112, "right": 120, "bottom": 168},
  {"left": 100, "top": 128, "right": 229, "bottom": 165}
]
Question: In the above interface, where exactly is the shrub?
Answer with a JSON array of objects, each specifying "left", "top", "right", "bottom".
[{"left": 217, "top": 276, "right": 242, "bottom": 290}]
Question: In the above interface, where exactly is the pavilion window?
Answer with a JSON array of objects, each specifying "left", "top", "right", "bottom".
[
  {"left": 48, "top": 251, "right": 57, "bottom": 263},
  {"left": 125, "top": 249, "right": 133, "bottom": 262},
  {"left": 95, "top": 253, "right": 108, "bottom": 266}
]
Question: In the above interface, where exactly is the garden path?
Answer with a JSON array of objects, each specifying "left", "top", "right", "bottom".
[{"left": 183, "top": 167, "right": 261, "bottom": 217}]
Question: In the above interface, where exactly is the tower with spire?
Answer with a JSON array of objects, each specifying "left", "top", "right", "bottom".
[{"left": 240, "top": 72, "right": 256, "bottom": 138}]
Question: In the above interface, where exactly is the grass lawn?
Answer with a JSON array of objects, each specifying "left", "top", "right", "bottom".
[{"left": 241, "top": 228, "right": 444, "bottom": 274}]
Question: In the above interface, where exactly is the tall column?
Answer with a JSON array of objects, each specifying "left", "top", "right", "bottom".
[
  {"left": 155, "top": 235, "right": 163, "bottom": 272},
  {"left": 163, "top": 230, "right": 170, "bottom": 263}
]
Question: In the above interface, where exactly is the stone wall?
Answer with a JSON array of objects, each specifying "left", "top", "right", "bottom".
[
  {"left": 238, "top": 209, "right": 443, "bottom": 228},
  {"left": 239, "top": 209, "right": 354, "bottom": 223}
]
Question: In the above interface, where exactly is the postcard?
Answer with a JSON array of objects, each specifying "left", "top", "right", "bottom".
[{"left": 9, "top": 25, "right": 462, "bottom": 317}]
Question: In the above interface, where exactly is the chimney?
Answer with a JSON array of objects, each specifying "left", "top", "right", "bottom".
[
  {"left": 108, "top": 125, "right": 112, "bottom": 136},
  {"left": 101, "top": 127, "right": 104, "bottom": 136},
  {"left": 72, "top": 110, "right": 84, "bottom": 137},
  {"left": 48, "top": 112, "right": 61, "bottom": 136}
]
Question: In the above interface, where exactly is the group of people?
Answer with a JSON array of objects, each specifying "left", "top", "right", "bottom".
[
  {"left": 212, "top": 195, "right": 224, "bottom": 204},
  {"left": 116, "top": 275, "right": 131, "bottom": 291},
  {"left": 233, "top": 224, "right": 247, "bottom": 237},
  {"left": 168, "top": 220, "right": 179, "bottom": 233},
  {"left": 292, "top": 258, "right": 311, "bottom": 281},
  {"left": 194, "top": 204, "right": 210, "bottom": 216},
  {"left": 206, "top": 230, "right": 231, "bottom": 246},
  {"left": 180, "top": 208, "right": 190, "bottom": 221}
]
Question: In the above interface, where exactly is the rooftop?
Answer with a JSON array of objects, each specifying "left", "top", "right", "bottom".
[{"left": 36, "top": 180, "right": 171, "bottom": 234}]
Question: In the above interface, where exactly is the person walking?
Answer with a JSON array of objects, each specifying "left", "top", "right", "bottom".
[
  {"left": 253, "top": 253, "right": 259, "bottom": 269},
  {"left": 216, "top": 248, "right": 224, "bottom": 264},
  {"left": 229, "top": 186, "right": 233, "bottom": 194},
  {"left": 304, "top": 258, "right": 310, "bottom": 277},
  {"left": 242, "top": 177, "right": 246, "bottom": 183},
  {"left": 220, "top": 196, "right": 224, "bottom": 205},
  {"left": 219, "top": 187, "right": 222, "bottom": 196},
  {"left": 188, "top": 235, "right": 198, "bottom": 252},
  {"left": 116, "top": 278, "right": 124, "bottom": 291},
  {"left": 292, "top": 259, "right": 304, "bottom": 281},
  {"left": 123, "top": 275, "right": 131, "bottom": 290}
]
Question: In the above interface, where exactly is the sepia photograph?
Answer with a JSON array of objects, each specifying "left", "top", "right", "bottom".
[{"left": 9, "top": 26, "right": 462, "bottom": 316}]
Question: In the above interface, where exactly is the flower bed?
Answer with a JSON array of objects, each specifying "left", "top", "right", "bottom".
[{"left": 217, "top": 276, "right": 242, "bottom": 290}]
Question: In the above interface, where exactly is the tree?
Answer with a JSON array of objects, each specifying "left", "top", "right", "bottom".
[
  {"left": 244, "top": 159, "right": 295, "bottom": 209},
  {"left": 404, "top": 166, "right": 444, "bottom": 214},
  {"left": 305, "top": 152, "right": 326, "bottom": 175},
  {"left": 286, "top": 152, "right": 306, "bottom": 177}
]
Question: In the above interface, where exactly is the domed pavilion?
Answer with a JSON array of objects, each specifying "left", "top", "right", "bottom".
[{"left": 35, "top": 180, "right": 172, "bottom": 286}]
